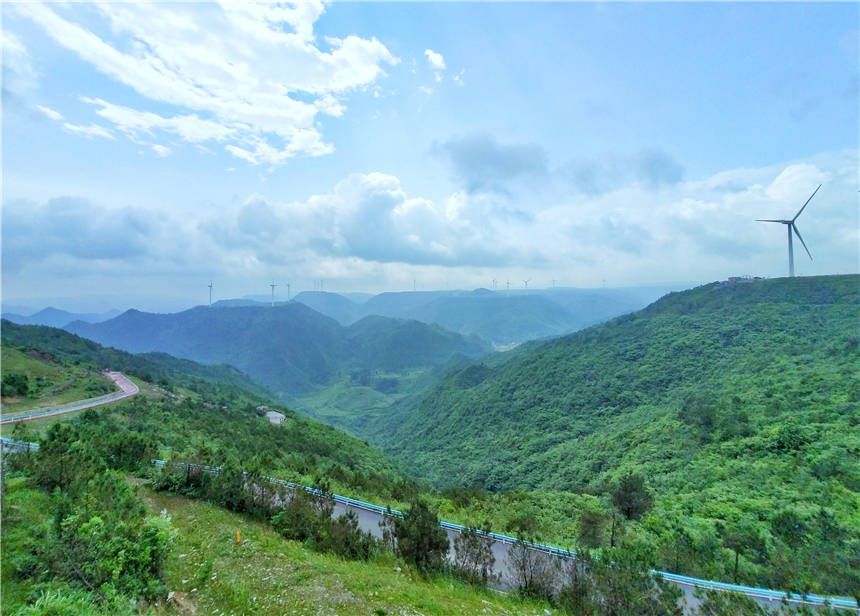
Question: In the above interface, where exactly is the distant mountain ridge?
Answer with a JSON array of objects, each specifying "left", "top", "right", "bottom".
[
  {"left": 65, "top": 302, "right": 490, "bottom": 396},
  {"left": 3, "top": 306, "right": 121, "bottom": 329},
  {"left": 290, "top": 285, "right": 684, "bottom": 345}
]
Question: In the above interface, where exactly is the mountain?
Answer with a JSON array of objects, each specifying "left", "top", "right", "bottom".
[
  {"left": 1, "top": 320, "right": 273, "bottom": 399},
  {"left": 3, "top": 306, "right": 121, "bottom": 329},
  {"left": 380, "top": 275, "right": 859, "bottom": 489},
  {"left": 290, "top": 285, "right": 685, "bottom": 346},
  {"left": 65, "top": 302, "right": 490, "bottom": 396},
  {"left": 376, "top": 275, "right": 860, "bottom": 592},
  {"left": 293, "top": 291, "right": 363, "bottom": 324},
  {"left": 407, "top": 293, "right": 588, "bottom": 345}
]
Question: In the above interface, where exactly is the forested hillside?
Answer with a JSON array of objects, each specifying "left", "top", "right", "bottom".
[
  {"left": 378, "top": 275, "right": 860, "bottom": 593},
  {"left": 1, "top": 323, "right": 406, "bottom": 498},
  {"left": 64, "top": 303, "right": 489, "bottom": 396}
]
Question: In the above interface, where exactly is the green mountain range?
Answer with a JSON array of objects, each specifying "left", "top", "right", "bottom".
[
  {"left": 64, "top": 303, "right": 489, "bottom": 396},
  {"left": 374, "top": 275, "right": 860, "bottom": 593}
]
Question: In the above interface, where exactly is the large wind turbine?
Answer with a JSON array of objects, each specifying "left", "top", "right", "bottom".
[{"left": 757, "top": 184, "right": 820, "bottom": 277}]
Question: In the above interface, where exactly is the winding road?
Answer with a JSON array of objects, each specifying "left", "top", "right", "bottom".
[
  {"left": 1, "top": 377, "right": 856, "bottom": 612},
  {"left": 0, "top": 371, "right": 138, "bottom": 425}
]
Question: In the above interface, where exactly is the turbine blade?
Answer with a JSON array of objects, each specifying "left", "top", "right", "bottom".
[
  {"left": 793, "top": 184, "right": 821, "bottom": 222},
  {"left": 792, "top": 224, "right": 812, "bottom": 260},
  {"left": 756, "top": 219, "right": 784, "bottom": 223}
]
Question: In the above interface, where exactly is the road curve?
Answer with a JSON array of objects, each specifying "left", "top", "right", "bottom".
[{"left": 0, "top": 371, "right": 139, "bottom": 425}]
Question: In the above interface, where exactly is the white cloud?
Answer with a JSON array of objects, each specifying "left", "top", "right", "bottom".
[
  {"left": 425, "top": 49, "right": 445, "bottom": 71},
  {"left": 62, "top": 123, "right": 114, "bottom": 139},
  {"left": 4, "top": 151, "right": 856, "bottom": 295},
  {"left": 14, "top": 1, "right": 398, "bottom": 164},
  {"left": 82, "top": 98, "right": 236, "bottom": 143},
  {"left": 424, "top": 49, "right": 446, "bottom": 82},
  {"left": 2, "top": 30, "right": 37, "bottom": 98},
  {"left": 151, "top": 144, "right": 171, "bottom": 157},
  {"left": 36, "top": 105, "right": 63, "bottom": 121}
]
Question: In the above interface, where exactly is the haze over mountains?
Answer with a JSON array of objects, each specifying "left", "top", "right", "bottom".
[
  {"left": 3, "top": 307, "right": 121, "bottom": 329},
  {"left": 294, "top": 285, "right": 682, "bottom": 346},
  {"left": 65, "top": 302, "right": 489, "bottom": 397}
]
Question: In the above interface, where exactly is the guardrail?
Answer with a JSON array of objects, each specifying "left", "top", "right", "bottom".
[
  {"left": 0, "top": 371, "right": 138, "bottom": 425},
  {"left": 1, "top": 443, "right": 854, "bottom": 610},
  {"left": 149, "top": 459, "right": 858, "bottom": 611}
]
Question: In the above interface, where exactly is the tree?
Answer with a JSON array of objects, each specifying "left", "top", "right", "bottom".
[
  {"left": 2, "top": 372, "right": 30, "bottom": 397},
  {"left": 577, "top": 508, "right": 608, "bottom": 548},
  {"left": 393, "top": 500, "right": 449, "bottom": 574},
  {"left": 453, "top": 525, "right": 496, "bottom": 585},
  {"left": 716, "top": 521, "right": 767, "bottom": 584},
  {"left": 612, "top": 473, "right": 653, "bottom": 520},
  {"left": 508, "top": 538, "right": 560, "bottom": 600}
]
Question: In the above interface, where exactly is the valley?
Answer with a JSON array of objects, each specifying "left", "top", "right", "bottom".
[{"left": 2, "top": 275, "right": 858, "bottom": 612}]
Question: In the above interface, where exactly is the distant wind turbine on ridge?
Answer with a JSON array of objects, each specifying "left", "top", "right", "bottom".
[
  {"left": 269, "top": 281, "right": 277, "bottom": 307},
  {"left": 756, "top": 184, "right": 820, "bottom": 277},
  {"left": 208, "top": 281, "right": 213, "bottom": 307}
]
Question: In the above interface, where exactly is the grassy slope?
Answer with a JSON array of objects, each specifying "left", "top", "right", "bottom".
[
  {"left": 1, "top": 346, "right": 115, "bottom": 415},
  {"left": 0, "top": 475, "right": 560, "bottom": 616},
  {"left": 142, "top": 488, "right": 560, "bottom": 616}
]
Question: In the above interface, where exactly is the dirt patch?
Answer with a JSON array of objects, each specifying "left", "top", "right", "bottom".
[{"left": 167, "top": 591, "right": 197, "bottom": 614}]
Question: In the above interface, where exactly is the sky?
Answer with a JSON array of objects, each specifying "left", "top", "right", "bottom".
[{"left": 2, "top": 1, "right": 858, "bottom": 313}]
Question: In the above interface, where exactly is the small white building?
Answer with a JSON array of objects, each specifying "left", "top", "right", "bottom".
[{"left": 265, "top": 410, "right": 286, "bottom": 425}]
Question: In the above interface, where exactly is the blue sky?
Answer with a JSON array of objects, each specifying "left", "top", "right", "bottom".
[{"left": 2, "top": 1, "right": 858, "bottom": 312}]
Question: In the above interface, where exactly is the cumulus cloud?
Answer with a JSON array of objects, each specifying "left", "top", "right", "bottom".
[
  {"left": 3, "top": 151, "right": 856, "bottom": 295},
  {"left": 13, "top": 1, "right": 398, "bottom": 164},
  {"left": 434, "top": 134, "right": 549, "bottom": 194},
  {"left": 202, "top": 172, "right": 512, "bottom": 268},
  {"left": 2, "top": 197, "right": 158, "bottom": 274},
  {"left": 425, "top": 48, "right": 445, "bottom": 81}
]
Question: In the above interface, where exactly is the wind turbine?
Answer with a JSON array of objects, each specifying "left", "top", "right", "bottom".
[
  {"left": 286, "top": 282, "right": 291, "bottom": 301},
  {"left": 757, "top": 184, "right": 820, "bottom": 277},
  {"left": 208, "top": 282, "right": 214, "bottom": 307},
  {"left": 523, "top": 279, "right": 530, "bottom": 289},
  {"left": 269, "top": 281, "right": 277, "bottom": 307}
]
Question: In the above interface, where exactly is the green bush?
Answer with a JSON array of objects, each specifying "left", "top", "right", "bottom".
[
  {"left": 2, "top": 372, "right": 30, "bottom": 396},
  {"left": 392, "top": 499, "right": 449, "bottom": 574}
]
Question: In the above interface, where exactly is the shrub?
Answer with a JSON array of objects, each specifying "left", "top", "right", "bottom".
[
  {"left": 2, "top": 372, "right": 30, "bottom": 397},
  {"left": 392, "top": 500, "right": 449, "bottom": 574}
]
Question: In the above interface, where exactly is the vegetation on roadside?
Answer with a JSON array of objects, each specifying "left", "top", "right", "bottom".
[{"left": 1, "top": 346, "right": 115, "bottom": 415}]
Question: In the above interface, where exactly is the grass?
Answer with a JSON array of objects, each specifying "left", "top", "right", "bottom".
[
  {"left": 142, "top": 487, "right": 562, "bottom": 616},
  {"left": 1, "top": 347, "right": 115, "bottom": 416}
]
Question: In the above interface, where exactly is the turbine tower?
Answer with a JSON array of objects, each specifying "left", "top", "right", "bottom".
[
  {"left": 757, "top": 184, "right": 820, "bottom": 277},
  {"left": 208, "top": 282, "right": 213, "bottom": 307},
  {"left": 269, "top": 281, "right": 277, "bottom": 307},
  {"left": 286, "top": 282, "right": 291, "bottom": 301}
]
